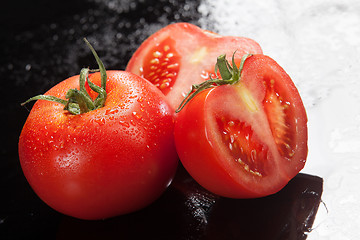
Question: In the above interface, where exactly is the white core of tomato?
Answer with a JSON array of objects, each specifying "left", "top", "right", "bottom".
[
  {"left": 190, "top": 47, "right": 208, "bottom": 64},
  {"left": 235, "top": 83, "right": 259, "bottom": 113}
]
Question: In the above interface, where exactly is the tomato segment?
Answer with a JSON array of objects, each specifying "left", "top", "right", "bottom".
[
  {"left": 174, "top": 54, "right": 308, "bottom": 198},
  {"left": 217, "top": 116, "right": 268, "bottom": 177},
  {"left": 263, "top": 79, "right": 295, "bottom": 160},
  {"left": 139, "top": 38, "right": 180, "bottom": 94}
]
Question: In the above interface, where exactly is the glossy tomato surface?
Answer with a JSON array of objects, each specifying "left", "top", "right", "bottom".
[
  {"left": 126, "top": 22, "right": 262, "bottom": 109},
  {"left": 174, "top": 55, "right": 307, "bottom": 198},
  {"left": 18, "top": 71, "right": 178, "bottom": 220}
]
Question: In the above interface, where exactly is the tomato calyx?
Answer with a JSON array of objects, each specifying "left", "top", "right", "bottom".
[
  {"left": 21, "top": 38, "right": 107, "bottom": 115},
  {"left": 175, "top": 53, "right": 252, "bottom": 113}
]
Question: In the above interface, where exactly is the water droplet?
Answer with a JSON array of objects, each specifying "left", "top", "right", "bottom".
[
  {"left": 25, "top": 64, "right": 31, "bottom": 71},
  {"left": 119, "top": 120, "right": 130, "bottom": 128},
  {"left": 118, "top": 102, "right": 125, "bottom": 109},
  {"left": 132, "top": 111, "right": 142, "bottom": 120},
  {"left": 105, "top": 108, "right": 119, "bottom": 115},
  {"left": 94, "top": 118, "right": 106, "bottom": 126}
]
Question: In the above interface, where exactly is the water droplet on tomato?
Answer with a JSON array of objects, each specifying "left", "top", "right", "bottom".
[
  {"left": 137, "top": 97, "right": 144, "bottom": 103},
  {"left": 132, "top": 111, "right": 142, "bottom": 120},
  {"left": 119, "top": 120, "right": 130, "bottom": 128},
  {"left": 55, "top": 148, "right": 81, "bottom": 171},
  {"left": 105, "top": 108, "right": 119, "bottom": 115},
  {"left": 94, "top": 117, "right": 106, "bottom": 126},
  {"left": 118, "top": 102, "right": 125, "bottom": 109}
]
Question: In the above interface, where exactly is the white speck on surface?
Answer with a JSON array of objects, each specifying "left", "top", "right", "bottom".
[{"left": 199, "top": 0, "right": 360, "bottom": 238}]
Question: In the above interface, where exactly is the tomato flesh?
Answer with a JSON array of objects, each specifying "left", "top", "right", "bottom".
[
  {"left": 139, "top": 38, "right": 180, "bottom": 95},
  {"left": 217, "top": 116, "right": 268, "bottom": 177},
  {"left": 263, "top": 78, "right": 295, "bottom": 160}
]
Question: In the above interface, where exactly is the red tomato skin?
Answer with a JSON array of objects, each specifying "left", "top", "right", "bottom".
[
  {"left": 19, "top": 71, "right": 178, "bottom": 220},
  {"left": 126, "top": 22, "right": 263, "bottom": 109},
  {"left": 174, "top": 55, "right": 307, "bottom": 199}
]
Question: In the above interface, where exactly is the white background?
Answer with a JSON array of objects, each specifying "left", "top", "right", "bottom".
[{"left": 198, "top": 0, "right": 360, "bottom": 239}]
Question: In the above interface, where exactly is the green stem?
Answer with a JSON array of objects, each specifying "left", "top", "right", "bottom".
[
  {"left": 216, "top": 54, "right": 233, "bottom": 80},
  {"left": 21, "top": 38, "right": 108, "bottom": 115},
  {"left": 87, "top": 78, "right": 107, "bottom": 109},
  {"left": 66, "top": 102, "right": 81, "bottom": 115},
  {"left": 83, "top": 38, "right": 107, "bottom": 91},
  {"left": 79, "top": 68, "right": 92, "bottom": 100},
  {"left": 65, "top": 89, "right": 95, "bottom": 114},
  {"left": 21, "top": 95, "right": 68, "bottom": 106},
  {"left": 175, "top": 53, "right": 252, "bottom": 113}
]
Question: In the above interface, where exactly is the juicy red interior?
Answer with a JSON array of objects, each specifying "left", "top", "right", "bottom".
[
  {"left": 262, "top": 78, "right": 295, "bottom": 161},
  {"left": 140, "top": 38, "right": 180, "bottom": 95},
  {"left": 217, "top": 116, "right": 268, "bottom": 177}
]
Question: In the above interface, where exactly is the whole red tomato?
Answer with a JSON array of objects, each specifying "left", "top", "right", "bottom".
[
  {"left": 174, "top": 54, "right": 307, "bottom": 198},
  {"left": 19, "top": 41, "right": 178, "bottom": 220},
  {"left": 126, "top": 22, "right": 262, "bottom": 109}
]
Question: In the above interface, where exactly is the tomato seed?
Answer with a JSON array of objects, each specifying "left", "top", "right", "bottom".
[
  {"left": 153, "top": 51, "right": 162, "bottom": 58},
  {"left": 150, "top": 58, "right": 159, "bottom": 64},
  {"left": 217, "top": 117, "right": 267, "bottom": 177},
  {"left": 163, "top": 45, "right": 170, "bottom": 52}
]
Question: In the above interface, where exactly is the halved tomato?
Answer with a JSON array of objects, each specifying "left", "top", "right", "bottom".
[
  {"left": 174, "top": 54, "right": 308, "bottom": 198},
  {"left": 126, "top": 22, "right": 262, "bottom": 109}
]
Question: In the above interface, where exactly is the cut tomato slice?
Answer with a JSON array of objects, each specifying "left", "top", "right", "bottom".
[
  {"left": 126, "top": 22, "right": 262, "bottom": 109},
  {"left": 174, "top": 54, "right": 307, "bottom": 198}
]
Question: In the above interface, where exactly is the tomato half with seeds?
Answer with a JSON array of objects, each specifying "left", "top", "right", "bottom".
[
  {"left": 18, "top": 41, "right": 178, "bottom": 220},
  {"left": 126, "top": 22, "right": 262, "bottom": 109},
  {"left": 174, "top": 54, "right": 307, "bottom": 198}
]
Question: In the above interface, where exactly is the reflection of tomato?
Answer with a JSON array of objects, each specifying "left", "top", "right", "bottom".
[
  {"left": 19, "top": 51, "right": 178, "bottom": 219},
  {"left": 126, "top": 22, "right": 262, "bottom": 109},
  {"left": 174, "top": 54, "right": 307, "bottom": 198}
]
